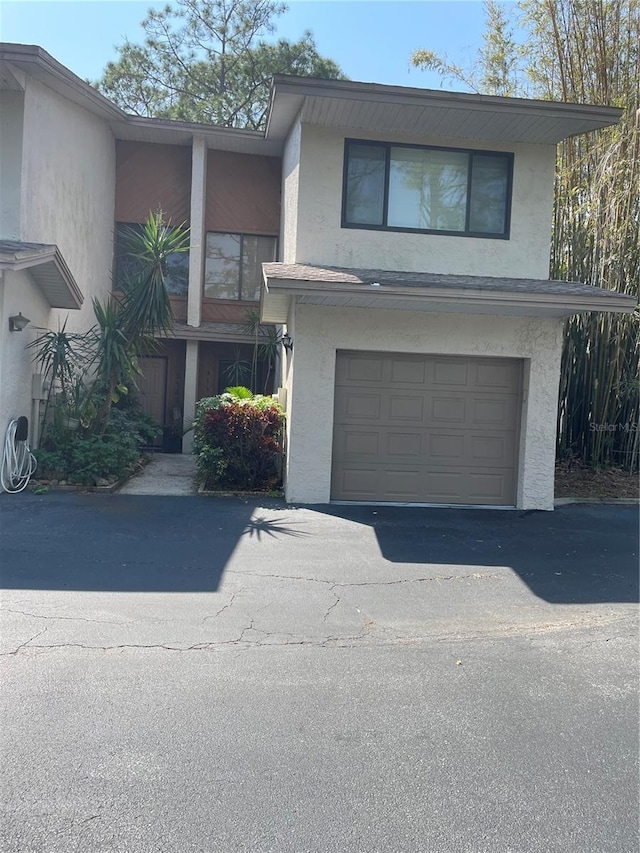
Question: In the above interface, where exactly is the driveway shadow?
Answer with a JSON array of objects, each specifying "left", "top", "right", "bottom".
[
  {"left": 0, "top": 493, "right": 288, "bottom": 593},
  {"left": 1, "top": 495, "right": 637, "bottom": 604},
  {"left": 308, "top": 504, "right": 639, "bottom": 605}
]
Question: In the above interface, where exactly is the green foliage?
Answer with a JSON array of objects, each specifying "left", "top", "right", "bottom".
[
  {"left": 243, "top": 307, "right": 282, "bottom": 393},
  {"left": 224, "top": 385, "right": 254, "bottom": 399},
  {"left": 35, "top": 400, "right": 161, "bottom": 485},
  {"left": 193, "top": 391, "right": 284, "bottom": 489},
  {"left": 95, "top": 0, "right": 345, "bottom": 129},
  {"left": 412, "top": 0, "right": 640, "bottom": 471},
  {"left": 411, "top": 1, "right": 521, "bottom": 96},
  {"left": 28, "top": 212, "right": 179, "bottom": 480},
  {"left": 118, "top": 213, "right": 190, "bottom": 343}
]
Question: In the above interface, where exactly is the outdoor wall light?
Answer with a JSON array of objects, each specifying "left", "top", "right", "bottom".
[
  {"left": 282, "top": 333, "right": 293, "bottom": 352},
  {"left": 8, "top": 313, "right": 31, "bottom": 332}
]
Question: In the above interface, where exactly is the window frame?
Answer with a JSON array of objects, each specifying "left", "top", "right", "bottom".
[
  {"left": 203, "top": 231, "right": 278, "bottom": 302},
  {"left": 341, "top": 138, "right": 514, "bottom": 240}
]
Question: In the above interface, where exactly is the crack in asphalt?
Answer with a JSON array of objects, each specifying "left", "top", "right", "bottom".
[
  {"left": 2, "top": 627, "right": 48, "bottom": 655},
  {"left": 5, "top": 608, "right": 125, "bottom": 626},
  {"left": 5, "top": 616, "right": 631, "bottom": 656},
  {"left": 323, "top": 589, "right": 341, "bottom": 622},
  {"left": 226, "top": 569, "right": 501, "bottom": 587},
  {"left": 202, "top": 593, "right": 237, "bottom": 623}
]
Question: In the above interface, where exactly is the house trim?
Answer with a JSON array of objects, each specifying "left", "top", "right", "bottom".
[
  {"left": 262, "top": 264, "right": 636, "bottom": 323},
  {"left": 0, "top": 240, "right": 83, "bottom": 308}
]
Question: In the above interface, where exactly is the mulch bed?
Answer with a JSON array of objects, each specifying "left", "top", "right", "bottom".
[{"left": 555, "top": 461, "right": 639, "bottom": 499}]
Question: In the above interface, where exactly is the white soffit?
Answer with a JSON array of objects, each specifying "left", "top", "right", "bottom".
[
  {"left": 112, "top": 117, "right": 282, "bottom": 156},
  {"left": 266, "top": 77, "right": 623, "bottom": 145},
  {"left": 260, "top": 264, "right": 637, "bottom": 323},
  {"left": 0, "top": 241, "right": 83, "bottom": 309}
]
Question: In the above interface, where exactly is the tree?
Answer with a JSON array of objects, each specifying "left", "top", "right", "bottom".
[
  {"left": 412, "top": 0, "right": 640, "bottom": 471},
  {"left": 96, "top": 0, "right": 344, "bottom": 129}
]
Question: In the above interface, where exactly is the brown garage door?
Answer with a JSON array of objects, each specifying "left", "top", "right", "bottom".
[{"left": 331, "top": 351, "right": 522, "bottom": 505}]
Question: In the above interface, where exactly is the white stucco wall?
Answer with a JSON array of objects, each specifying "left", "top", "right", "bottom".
[
  {"left": 280, "top": 115, "right": 302, "bottom": 263},
  {"left": 0, "top": 270, "right": 51, "bottom": 452},
  {"left": 0, "top": 91, "right": 24, "bottom": 241},
  {"left": 20, "top": 76, "right": 116, "bottom": 333},
  {"left": 285, "top": 304, "right": 563, "bottom": 510},
  {"left": 291, "top": 124, "right": 556, "bottom": 280}
]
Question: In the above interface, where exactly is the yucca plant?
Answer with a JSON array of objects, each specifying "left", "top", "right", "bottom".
[{"left": 93, "top": 211, "right": 191, "bottom": 430}]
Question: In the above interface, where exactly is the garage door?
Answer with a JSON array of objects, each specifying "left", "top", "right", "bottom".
[{"left": 331, "top": 351, "right": 522, "bottom": 505}]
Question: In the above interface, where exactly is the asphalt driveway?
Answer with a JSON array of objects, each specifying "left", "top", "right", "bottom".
[{"left": 1, "top": 494, "right": 638, "bottom": 852}]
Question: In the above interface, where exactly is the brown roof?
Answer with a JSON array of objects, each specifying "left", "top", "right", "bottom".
[{"left": 262, "top": 263, "right": 631, "bottom": 302}]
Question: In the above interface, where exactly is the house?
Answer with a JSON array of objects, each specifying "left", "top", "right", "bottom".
[
  {"left": 260, "top": 77, "right": 635, "bottom": 509},
  {"left": 0, "top": 45, "right": 634, "bottom": 506},
  {"left": 0, "top": 43, "right": 281, "bottom": 458}
]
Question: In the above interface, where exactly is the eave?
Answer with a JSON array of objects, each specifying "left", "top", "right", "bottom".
[
  {"left": 170, "top": 321, "right": 274, "bottom": 344},
  {"left": 261, "top": 264, "right": 637, "bottom": 323},
  {"left": 266, "top": 76, "right": 623, "bottom": 146},
  {"left": 0, "top": 241, "right": 83, "bottom": 309}
]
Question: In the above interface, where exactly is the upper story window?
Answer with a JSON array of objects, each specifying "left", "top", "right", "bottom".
[
  {"left": 114, "top": 222, "right": 189, "bottom": 296},
  {"left": 204, "top": 232, "right": 277, "bottom": 301},
  {"left": 342, "top": 140, "right": 513, "bottom": 239}
]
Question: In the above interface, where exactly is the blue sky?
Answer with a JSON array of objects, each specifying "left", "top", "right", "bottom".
[{"left": 0, "top": 0, "right": 515, "bottom": 90}]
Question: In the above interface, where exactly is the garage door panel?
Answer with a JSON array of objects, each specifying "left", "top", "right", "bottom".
[
  {"left": 338, "top": 390, "right": 382, "bottom": 420},
  {"left": 389, "top": 395, "right": 424, "bottom": 421},
  {"left": 428, "top": 433, "right": 466, "bottom": 462},
  {"left": 340, "top": 354, "right": 384, "bottom": 383},
  {"left": 474, "top": 361, "right": 521, "bottom": 389},
  {"left": 387, "top": 432, "right": 423, "bottom": 458},
  {"left": 342, "top": 430, "right": 380, "bottom": 457},
  {"left": 335, "top": 467, "right": 379, "bottom": 499},
  {"left": 332, "top": 352, "right": 521, "bottom": 505},
  {"left": 468, "top": 471, "right": 515, "bottom": 501},
  {"left": 433, "top": 360, "right": 469, "bottom": 386},
  {"left": 430, "top": 396, "right": 467, "bottom": 424},
  {"left": 470, "top": 434, "right": 515, "bottom": 464},
  {"left": 390, "top": 357, "right": 427, "bottom": 384}
]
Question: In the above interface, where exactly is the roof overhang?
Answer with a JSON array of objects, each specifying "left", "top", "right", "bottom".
[
  {"left": 170, "top": 321, "right": 274, "bottom": 344},
  {"left": 266, "top": 76, "right": 623, "bottom": 146},
  {"left": 0, "top": 241, "right": 83, "bottom": 309},
  {"left": 0, "top": 43, "right": 279, "bottom": 156},
  {"left": 111, "top": 115, "right": 281, "bottom": 156},
  {"left": 0, "top": 43, "right": 125, "bottom": 121},
  {"left": 261, "top": 264, "right": 637, "bottom": 323}
]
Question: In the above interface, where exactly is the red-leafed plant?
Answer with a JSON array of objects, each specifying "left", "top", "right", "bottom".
[{"left": 193, "top": 390, "right": 284, "bottom": 491}]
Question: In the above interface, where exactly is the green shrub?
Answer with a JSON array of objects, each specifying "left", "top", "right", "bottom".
[
  {"left": 193, "top": 392, "right": 284, "bottom": 490},
  {"left": 36, "top": 431, "right": 139, "bottom": 484},
  {"left": 35, "top": 398, "right": 160, "bottom": 485}
]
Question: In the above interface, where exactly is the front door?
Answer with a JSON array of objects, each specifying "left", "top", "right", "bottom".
[{"left": 138, "top": 357, "right": 168, "bottom": 447}]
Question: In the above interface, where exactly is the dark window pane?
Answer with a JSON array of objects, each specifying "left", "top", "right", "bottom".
[
  {"left": 114, "top": 223, "right": 145, "bottom": 290},
  {"left": 115, "top": 222, "right": 189, "bottom": 295},
  {"left": 388, "top": 147, "right": 468, "bottom": 231},
  {"left": 164, "top": 251, "right": 189, "bottom": 295},
  {"left": 204, "top": 233, "right": 241, "bottom": 299},
  {"left": 241, "top": 235, "right": 277, "bottom": 301},
  {"left": 345, "top": 144, "right": 386, "bottom": 225},
  {"left": 469, "top": 154, "right": 509, "bottom": 234}
]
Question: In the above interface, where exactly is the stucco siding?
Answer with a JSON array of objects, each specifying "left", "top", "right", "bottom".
[
  {"left": 280, "top": 116, "right": 301, "bottom": 263},
  {"left": 0, "top": 92, "right": 24, "bottom": 241},
  {"left": 0, "top": 270, "right": 51, "bottom": 443},
  {"left": 285, "top": 304, "right": 562, "bottom": 510},
  {"left": 20, "top": 76, "right": 116, "bottom": 333},
  {"left": 293, "top": 124, "right": 556, "bottom": 280}
]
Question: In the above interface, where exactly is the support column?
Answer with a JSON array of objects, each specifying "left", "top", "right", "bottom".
[
  {"left": 187, "top": 135, "right": 207, "bottom": 328},
  {"left": 182, "top": 340, "right": 199, "bottom": 454}
]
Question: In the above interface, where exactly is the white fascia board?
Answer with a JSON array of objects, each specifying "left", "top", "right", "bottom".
[{"left": 262, "top": 278, "right": 637, "bottom": 322}]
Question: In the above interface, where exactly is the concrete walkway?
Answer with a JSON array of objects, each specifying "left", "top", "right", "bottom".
[{"left": 118, "top": 453, "right": 198, "bottom": 495}]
